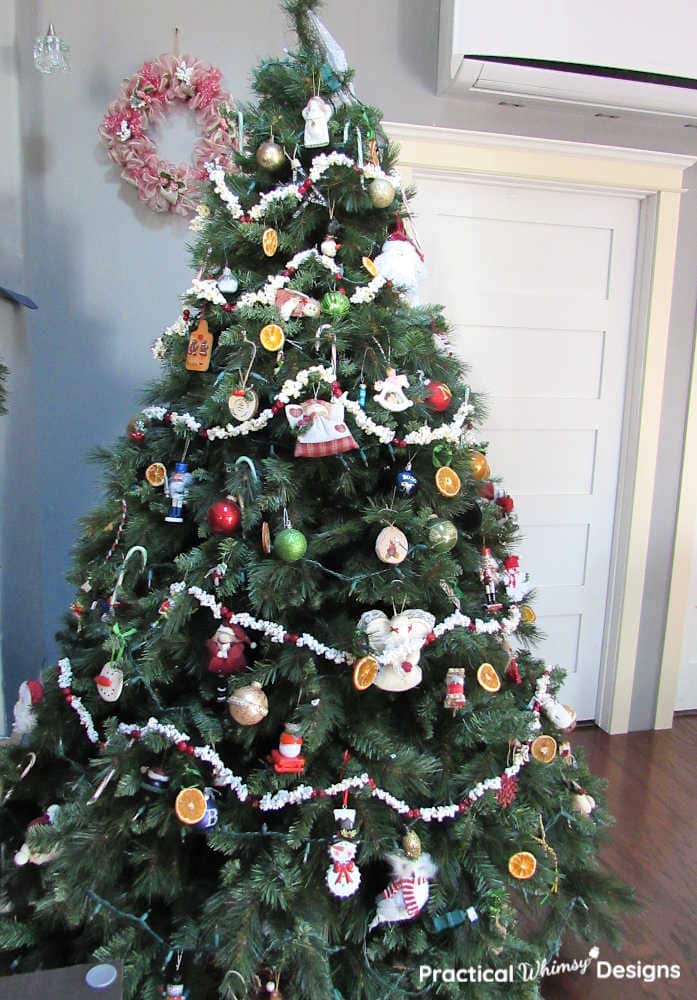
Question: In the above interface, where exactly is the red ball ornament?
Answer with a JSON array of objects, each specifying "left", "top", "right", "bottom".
[
  {"left": 425, "top": 380, "right": 452, "bottom": 412},
  {"left": 207, "top": 498, "right": 242, "bottom": 535}
]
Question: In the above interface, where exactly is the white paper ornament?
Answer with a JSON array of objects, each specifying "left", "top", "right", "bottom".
[{"left": 373, "top": 368, "right": 413, "bottom": 412}]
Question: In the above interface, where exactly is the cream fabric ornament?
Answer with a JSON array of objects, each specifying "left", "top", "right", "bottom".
[
  {"left": 375, "top": 525, "right": 408, "bottom": 565},
  {"left": 303, "top": 95, "right": 333, "bottom": 148},
  {"left": 326, "top": 838, "right": 361, "bottom": 898},
  {"left": 357, "top": 608, "right": 435, "bottom": 692},
  {"left": 369, "top": 850, "right": 437, "bottom": 930}
]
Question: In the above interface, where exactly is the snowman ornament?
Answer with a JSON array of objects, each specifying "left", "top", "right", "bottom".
[
  {"left": 369, "top": 849, "right": 438, "bottom": 931},
  {"left": 326, "top": 808, "right": 361, "bottom": 899},
  {"left": 357, "top": 608, "right": 436, "bottom": 692},
  {"left": 302, "top": 95, "right": 333, "bottom": 148}
]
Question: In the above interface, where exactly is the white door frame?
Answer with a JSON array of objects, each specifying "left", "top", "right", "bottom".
[{"left": 386, "top": 122, "right": 694, "bottom": 733}]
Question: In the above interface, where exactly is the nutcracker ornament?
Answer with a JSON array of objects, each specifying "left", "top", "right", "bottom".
[
  {"left": 502, "top": 555, "right": 531, "bottom": 603},
  {"left": 326, "top": 808, "right": 361, "bottom": 898},
  {"left": 164, "top": 463, "right": 193, "bottom": 524},
  {"left": 480, "top": 546, "right": 503, "bottom": 611},
  {"left": 373, "top": 367, "right": 413, "bottom": 411},
  {"left": 368, "top": 847, "right": 438, "bottom": 931},
  {"left": 444, "top": 668, "right": 467, "bottom": 709},
  {"left": 302, "top": 94, "right": 333, "bottom": 147},
  {"left": 206, "top": 623, "right": 253, "bottom": 675},
  {"left": 269, "top": 723, "right": 305, "bottom": 773}
]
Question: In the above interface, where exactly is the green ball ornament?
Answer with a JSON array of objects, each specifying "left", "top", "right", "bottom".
[
  {"left": 274, "top": 527, "right": 308, "bottom": 562},
  {"left": 428, "top": 518, "right": 458, "bottom": 552},
  {"left": 321, "top": 291, "right": 350, "bottom": 318},
  {"left": 255, "top": 139, "right": 285, "bottom": 171},
  {"left": 367, "top": 177, "right": 396, "bottom": 208}
]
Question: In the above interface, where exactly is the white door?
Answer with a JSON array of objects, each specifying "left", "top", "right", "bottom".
[
  {"left": 414, "top": 174, "right": 639, "bottom": 720},
  {"left": 676, "top": 509, "right": 697, "bottom": 710}
]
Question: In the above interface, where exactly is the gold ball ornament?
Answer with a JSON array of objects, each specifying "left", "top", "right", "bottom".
[
  {"left": 228, "top": 682, "right": 269, "bottom": 726},
  {"left": 402, "top": 830, "right": 422, "bottom": 859},
  {"left": 367, "top": 177, "right": 396, "bottom": 208},
  {"left": 470, "top": 452, "right": 490, "bottom": 481},
  {"left": 255, "top": 139, "right": 285, "bottom": 171}
]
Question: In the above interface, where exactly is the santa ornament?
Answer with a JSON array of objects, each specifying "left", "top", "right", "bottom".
[
  {"left": 325, "top": 808, "right": 361, "bottom": 898},
  {"left": 502, "top": 555, "right": 530, "bottom": 603},
  {"left": 373, "top": 216, "right": 426, "bottom": 306},
  {"left": 444, "top": 668, "right": 466, "bottom": 710},
  {"left": 369, "top": 846, "right": 437, "bottom": 931},
  {"left": 206, "top": 623, "right": 253, "bottom": 675},
  {"left": 357, "top": 608, "right": 435, "bottom": 692},
  {"left": 274, "top": 287, "right": 321, "bottom": 321},
  {"left": 285, "top": 396, "right": 358, "bottom": 458},
  {"left": 14, "top": 805, "right": 60, "bottom": 867},
  {"left": 302, "top": 95, "right": 333, "bottom": 148},
  {"left": 10, "top": 680, "right": 44, "bottom": 740},
  {"left": 373, "top": 368, "right": 413, "bottom": 412}
]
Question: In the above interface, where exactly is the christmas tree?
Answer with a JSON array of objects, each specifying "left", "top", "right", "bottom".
[{"left": 0, "top": 2, "right": 633, "bottom": 997}]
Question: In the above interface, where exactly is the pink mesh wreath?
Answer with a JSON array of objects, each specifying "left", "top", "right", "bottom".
[{"left": 99, "top": 54, "right": 237, "bottom": 216}]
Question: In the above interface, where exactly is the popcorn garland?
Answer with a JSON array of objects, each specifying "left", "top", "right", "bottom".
[
  {"left": 183, "top": 585, "right": 522, "bottom": 665},
  {"left": 205, "top": 152, "right": 400, "bottom": 225},
  {"left": 186, "top": 277, "right": 226, "bottom": 306},
  {"left": 53, "top": 660, "right": 542, "bottom": 824},
  {"left": 142, "top": 363, "right": 475, "bottom": 448},
  {"left": 152, "top": 315, "right": 189, "bottom": 360}
]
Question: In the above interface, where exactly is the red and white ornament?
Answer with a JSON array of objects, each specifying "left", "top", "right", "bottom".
[
  {"left": 206, "top": 623, "right": 253, "bottom": 675},
  {"left": 326, "top": 808, "right": 361, "bottom": 898},
  {"left": 444, "top": 668, "right": 466, "bottom": 709},
  {"left": 368, "top": 849, "right": 437, "bottom": 930},
  {"left": 10, "top": 680, "right": 44, "bottom": 739},
  {"left": 373, "top": 368, "right": 413, "bottom": 412},
  {"left": 285, "top": 396, "right": 358, "bottom": 458},
  {"left": 373, "top": 216, "right": 426, "bottom": 305},
  {"left": 269, "top": 723, "right": 305, "bottom": 773},
  {"left": 502, "top": 555, "right": 530, "bottom": 603},
  {"left": 480, "top": 547, "right": 503, "bottom": 611},
  {"left": 14, "top": 805, "right": 60, "bottom": 867}
]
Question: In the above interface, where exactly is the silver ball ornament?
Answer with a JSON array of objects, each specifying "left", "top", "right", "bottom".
[
  {"left": 367, "top": 177, "right": 396, "bottom": 209},
  {"left": 256, "top": 139, "right": 285, "bottom": 171}
]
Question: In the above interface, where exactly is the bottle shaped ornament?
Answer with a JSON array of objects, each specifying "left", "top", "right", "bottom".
[
  {"left": 326, "top": 808, "right": 361, "bottom": 898},
  {"left": 480, "top": 546, "right": 503, "bottom": 611},
  {"left": 373, "top": 368, "right": 413, "bottom": 412},
  {"left": 302, "top": 94, "right": 333, "bottom": 148},
  {"left": 444, "top": 668, "right": 467, "bottom": 709},
  {"left": 164, "top": 463, "right": 193, "bottom": 523},
  {"left": 217, "top": 266, "right": 239, "bottom": 295},
  {"left": 185, "top": 318, "right": 213, "bottom": 372}
]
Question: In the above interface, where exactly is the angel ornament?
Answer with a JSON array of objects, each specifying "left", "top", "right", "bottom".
[
  {"left": 302, "top": 95, "right": 333, "bottom": 148},
  {"left": 357, "top": 608, "right": 436, "bottom": 692},
  {"left": 285, "top": 395, "right": 358, "bottom": 458},
  {"left": 373, "top": 368, "right": 413, "bottom": 412},
  {"left": 369, "top": 848, "right": 438, "bottom": 931}
]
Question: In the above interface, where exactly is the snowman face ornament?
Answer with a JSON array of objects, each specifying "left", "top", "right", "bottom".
[{"left": 95, "top": 662, "right": 124, "bottom": 702}]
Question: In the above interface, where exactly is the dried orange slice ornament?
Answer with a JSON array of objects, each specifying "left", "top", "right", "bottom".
[
  {"left": 520, "top": 605, "right": 537, "bottom": 625},
  {"left": 174, "top": 787, "right": 207, "bottom": 826},
  {"left": 261, "top": 521, "right": 272, "bottom": 555},
  {"left": 260, "top": 323, "right": 285, "bottom": 351},
  {"left": 435, "top": 466, "right": 461, "bottom": 497},
  {"left": 531, "top": 735, "right": 558, "bottom": 763},
  {"left": 362, "top": 256, "right": 379, "bottom": 277},
  {"left": 262, "top": 227, "right": 279, "bottom": 256},
  {"left": 508, "top": 851, "right": 537, "bottom": 880},
  {"left": 477, "top": 662, "right": 501, "bottom": 692},
  {"left": 145, "top": 462, "right": 167, "bottom": 487},
  {"left": 353, "top": 655, "right": 379, "bottom": 691}
]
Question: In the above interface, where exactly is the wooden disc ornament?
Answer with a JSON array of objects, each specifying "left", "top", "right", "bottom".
[
  {"left": 228, "top": 389, "right": 259, "bottom": 422},
  {"left": 375, "top": 525, "right": 408, "bottom": 565},
  {"left": 228, "top": 682, "right": 268, "bottom": 725}
]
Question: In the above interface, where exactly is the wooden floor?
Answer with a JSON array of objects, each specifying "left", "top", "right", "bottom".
[{"left": 542, "top": 715, "right": 697, "bottom": 1000}]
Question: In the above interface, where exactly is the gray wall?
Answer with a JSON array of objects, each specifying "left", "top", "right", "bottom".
[{"left": 4, "top": 0, "right": 696, "bottom": 729}]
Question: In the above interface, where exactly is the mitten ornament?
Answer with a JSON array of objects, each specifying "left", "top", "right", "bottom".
[{"left": 369, "top": 848, "right": 437, "bottom": 931}]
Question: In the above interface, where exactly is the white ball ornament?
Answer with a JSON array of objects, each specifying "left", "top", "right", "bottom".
[{"left": 367, "top": 177, "right": 396, "bottom": 208}]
